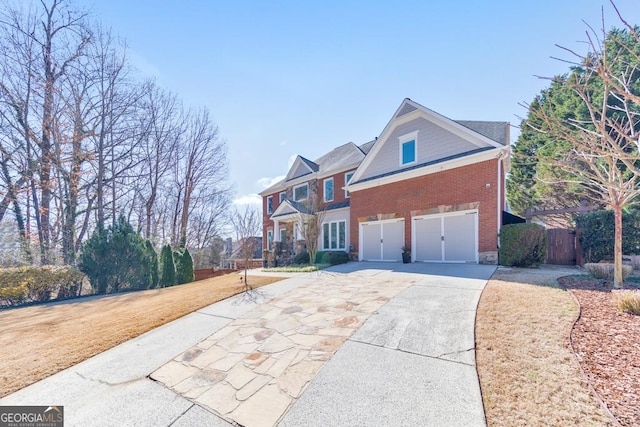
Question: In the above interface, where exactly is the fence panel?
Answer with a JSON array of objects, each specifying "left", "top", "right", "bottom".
[{"left": 546, "top": 228, "right": 576, "bottom": 265}]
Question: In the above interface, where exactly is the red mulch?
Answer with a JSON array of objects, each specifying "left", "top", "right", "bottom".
[{"left": 558, "top": 276, "right": 640, "bottom": 426}]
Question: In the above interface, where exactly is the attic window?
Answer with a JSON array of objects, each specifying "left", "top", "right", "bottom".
[{"left": 398, "top": 130, "right": 419, "bottom": 166}]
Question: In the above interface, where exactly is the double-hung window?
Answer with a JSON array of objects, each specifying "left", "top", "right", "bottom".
[
  {"left": 267, "top": 196, "right": 273, "bottom": 214},
  {"left": 294, "top": 183, "right": 308, "bottom": 201},
  {"left": 322, "top": 220, "right": 346, "bottom": 250},
  {"left": 279, "top": 191, "right": 286, "bottom": 203},
  {"left": 344, "top": 171, "right": 354, "bottom": 198},
  {"left": 399, "top": 130, "right": 419, "bottom": 166},
  {"left": 267, "top": 230, "right": 273, "bottom": 251},
  {"left": 324, "top": 177, "right": 334, "bottom": 202}
]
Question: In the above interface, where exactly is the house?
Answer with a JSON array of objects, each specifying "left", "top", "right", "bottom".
[
  {"left": 260, "top": 98, "right": 510, "bottom": 264},
  {"left": 220, "top": 236, "right": 263, "bottom": 269}
]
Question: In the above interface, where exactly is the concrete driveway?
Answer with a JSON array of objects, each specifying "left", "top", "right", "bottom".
[{"left": 0, "top": 262, "right": 495, "bottom": 427}]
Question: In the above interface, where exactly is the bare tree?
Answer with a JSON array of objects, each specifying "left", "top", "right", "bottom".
[
  {"left": 0, "top": 0, "right": 90, "bottom": 264},
  {"left": 295, "top": 185, "right": 326, "bottom": 265},
  {"left": 528, "top": 5, "right": 640, "bottom": 287},
  {"left": 135, "top": 81, "right": 182, "bottom": 240},
  {"left": 231, "top": 205, "right": 261, "bottom": 288},
  {"left": 0, "top": 2, "right": 231, "bottom": 267}
]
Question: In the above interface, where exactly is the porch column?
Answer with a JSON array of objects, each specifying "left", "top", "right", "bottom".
[{"left": 273, "top": 220, "right": 280, "bottom": 241}]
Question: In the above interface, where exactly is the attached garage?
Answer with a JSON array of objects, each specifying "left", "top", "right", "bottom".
[
  {"left": 359, "top": 219, "right": 405, "bottom": 261},
  {"left": 412, "top": 210, "right": 478, "bottom": 263}
]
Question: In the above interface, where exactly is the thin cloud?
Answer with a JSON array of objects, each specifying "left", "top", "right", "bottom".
[
  {"left": 233, "top": 194, "right": 262, "bottom": 205},
  {"left": 257, "top": 175, "right": 285, "bottom": 189},
  {"left": 287, "top": 154, "right": 297, "bottom": 168}
]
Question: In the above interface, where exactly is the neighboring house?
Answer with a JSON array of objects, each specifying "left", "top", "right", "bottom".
[
  {"left": 260, "top": 98, "right": 510, "bottom": 264},
  {"left": 220, "top": 237, "right": 263, "bottom": 269}
]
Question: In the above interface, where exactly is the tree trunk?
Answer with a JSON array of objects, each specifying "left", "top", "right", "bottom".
[{"left": 613, "top": 204, "right": 623, "bottom": 288}]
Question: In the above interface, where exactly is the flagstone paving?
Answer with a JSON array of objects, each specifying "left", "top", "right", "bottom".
[{"left": 151, "top": 272, "right": 415, "bottom": 427}]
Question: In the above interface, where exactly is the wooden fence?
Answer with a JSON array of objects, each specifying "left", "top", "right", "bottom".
[{"left": 546, "top": 228, "right": 577, "bottom": 265}]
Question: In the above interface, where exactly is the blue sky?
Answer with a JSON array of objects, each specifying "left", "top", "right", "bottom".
[{"left": 75, "top": 0, "right": 640, "bottom": 205}]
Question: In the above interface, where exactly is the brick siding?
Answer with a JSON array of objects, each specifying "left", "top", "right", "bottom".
[{"left": 349, "top": 159, "right": 502, "bottom": 256}]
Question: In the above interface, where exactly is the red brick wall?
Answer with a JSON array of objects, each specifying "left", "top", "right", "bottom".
[
  {"left": 349, "top": 159, "right": 501, "bottom": 255},
  {"left": 262, "top": 169, "right": 357, "bottom": 246}
]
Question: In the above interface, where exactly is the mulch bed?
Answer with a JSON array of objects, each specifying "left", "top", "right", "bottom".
[{"left": 557, "top": 276, "right": 640, "bottom": 426}]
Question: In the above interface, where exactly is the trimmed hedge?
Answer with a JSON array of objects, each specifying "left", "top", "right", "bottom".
[
  {"left": 499, "top": 223, "right": 547, "bottom": 267},
  {"left": 576, "top": 210, "right": 640, "bottom": 263},
  {"left": 315, "top": 251, "right": 349, "bottom": 266},
  {"left": 293, "top": 252, "right": 310, "bottom": 264},
  {"left": 0, "top": 266, "right": 86, "bottom": 307}
]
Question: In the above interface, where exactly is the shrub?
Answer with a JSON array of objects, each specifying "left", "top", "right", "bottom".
[
  {"left": 577, "top": 209, "right": 640, "bottom": 263},
  {"left": 159, "top": 244, "right": 176, "bottom": 287},
  {"left": 613, "top": 290, "right": 640, "bottom": 315},
  {"left": 314, "top": 251, "right": 326, "bottom": 264},
  {"left": 175, "top": 248, "right": 194, "bottom": 284},
  {"left": 78, "top": 216, "right": 148, "bottom": 294},
  {"left": 144, "top": 240, "right": 159, "bottom": 289},
  {"left": 584, "top": 263, "right": 633, "bottom": 281},
  {"left": 0, "top": 266, "right": 86, "bottom": 307},
  {"left": 320, "top": 251, "right": 349, "bottom": 266},
  {"left": 293, "top": 252, "right": 310, "bottom": 264},
  {"left": 499, "top": 223, "right": 547, "bottom": 267}
]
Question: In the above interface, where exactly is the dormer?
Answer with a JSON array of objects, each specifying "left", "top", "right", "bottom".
[{"left": 285, "top": 156, "right": 319, "bottom": 182}]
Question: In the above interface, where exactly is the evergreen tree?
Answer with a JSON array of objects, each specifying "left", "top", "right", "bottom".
[
  {"left": 176, "top": 248, "right": 194, "bottom": 284},
  {"left": 159, "top": 244, "right": 176, "bottom": 287},
  {"left": 508, "top": 27, "right": 640, "bottom": 216},
  {"left": 78, "top": 215, "right": 147, "bottom": 293},
  {"left": 78, "top": 226, "right": 110, "bottom": 294},
  {"left": 144, "top": 240, "right": 159, "bottom": 288}
]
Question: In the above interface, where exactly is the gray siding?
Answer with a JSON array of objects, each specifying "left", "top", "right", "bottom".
[
  {"left": 289, "top": 161, "right": 312, "bottom": 181},
  {"left": 360, "top": 117, "right": 488, "bottom": 181}
]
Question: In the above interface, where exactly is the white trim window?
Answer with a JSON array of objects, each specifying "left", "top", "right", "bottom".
[
  {"left": 279, "top": 191, "right": 286, "bottom": 203},
  {"left": 344, "top": 171, "right": 354, "bottom": 198},
  {"left": 322, "top": 220, "right": 346, "bottom": 250},
  {"left": 267, "top": 230, "right": 273, "bottom": 250},
  {"left": 398, "top": 130, "right": 419, "bottom": 166},
  {"left": 324, "top": 177, "right": 334, "bottom": 202},
  {"left": 267, "top": 196, "right": 273, "bottom": 214},
  {"left": 294, "top": 182, "right": 308, "bottom": 201}
]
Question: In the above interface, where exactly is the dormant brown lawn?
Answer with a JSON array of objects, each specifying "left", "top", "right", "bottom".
[
  {"left": 476, "top": 267, "right": 615, "bottom": 426},
  {"left": 0, "top": 274, "right": 283, "bottom": 398}
]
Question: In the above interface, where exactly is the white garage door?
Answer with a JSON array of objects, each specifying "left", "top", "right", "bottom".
[
  {"left": 412, "top": 210, "right": 478, "bottom": 263},
  {"left": 360, "top": 219, "right": 405, "bottom": 261}
]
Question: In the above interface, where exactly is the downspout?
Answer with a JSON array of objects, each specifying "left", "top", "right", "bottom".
[{"left": 497, "top": 148, "right": 509, "bottom": 250}]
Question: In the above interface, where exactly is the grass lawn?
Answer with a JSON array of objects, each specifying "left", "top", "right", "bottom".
[
  {"left": 0, "top": 273, "right": 283, "bottom": 398},
  {"left": 476, "top": 267, "right": 616, "bottom": 426}
]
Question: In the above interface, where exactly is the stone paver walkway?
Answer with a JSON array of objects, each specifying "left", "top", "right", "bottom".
[{"left": 150, "top": 272, "right": 415, "bottom": 427}]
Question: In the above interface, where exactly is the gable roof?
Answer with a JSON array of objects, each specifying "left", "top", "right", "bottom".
[
  {"left": 347, "top": 98, "right": 508, "bottom": 189},
  {"left": 284, "top": 155, "right": 319, "bottom": 182},
  {"left": 261, "top": 142, "right": 365, "bottom": 196},
  {"left": 270, "top": 199, "right": 312, "bottom": 219}
]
